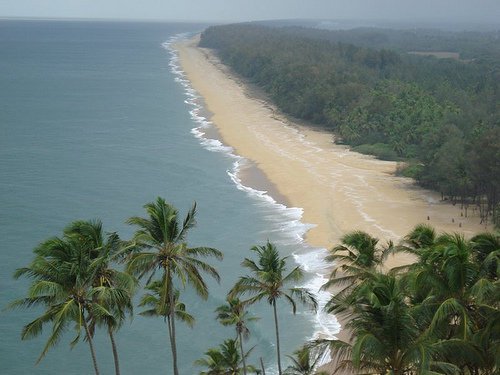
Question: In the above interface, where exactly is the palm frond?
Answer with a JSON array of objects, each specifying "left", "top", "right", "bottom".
[
  {"left": 177, "top": 201, "right": 197, "bottom": 242},
  {"left": 290, "top": 288, "right": 318, "bottom": 312}
]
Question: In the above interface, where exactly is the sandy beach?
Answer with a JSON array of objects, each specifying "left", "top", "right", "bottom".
[
  {"left": 175, "top": 36, "right": 490, "bottom": 370},
  {"left": 176, "top": 37, "right": 488, "bottom": 251}
]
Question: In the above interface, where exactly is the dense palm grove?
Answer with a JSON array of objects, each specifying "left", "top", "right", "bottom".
[
  {"left": 316, "top": 228, "right": 499, "bottom": 374},
  {"left": 198, "top": 24, "right": 500, "bottom": 226},
  {"left": 12, "top": 198, "right": 499, "bottom": 374}
]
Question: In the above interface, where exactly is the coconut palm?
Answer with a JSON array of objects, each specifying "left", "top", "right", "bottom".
[
  {"left": 195, "top": 347, "right": 227, "bottom": 375},
  {"left": 216, "top": 298, "right": 258, "bottom": 375},
  {"left": 283, "top": 345, "right": 329, "bottom": 375},
  {"left": 322, "top": 231, "right": 391, "bottom": 313},
  {"left": 417, "top": 233, "right": 499, "bottom": 372},
  {"left": 12, "top": 227, "right": 109, "bottom": 375},
  {"left": 403, "top": 223, "right": 437, "bottom": 251},
  {"left": 195, "top": 338, "right": 256, "bottom": 375},
  {"left": 139, "top": 280, "right": 195, "bottom": 333},
  {"left": 229, "top": 242, "right": 317, "bottom": 375},
  {"left": 318, "top": 271, "right": 440, "bottom": 374},
  {"left": 470, "top": 232, "right": 499, "bottom": 280},
  {"left": 64, "top": 220, "right": 136, "bottom": 375},
  {"left": 389, "top": 227, "right": 499, "bottom": 373},
  {"left": 126, "top": 197, "right": 223, "bottom": 375}
]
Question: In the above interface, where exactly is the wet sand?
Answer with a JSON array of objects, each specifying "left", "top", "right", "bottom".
[{"left": 175, "top": 36, "right": 490, "bottom": 371}]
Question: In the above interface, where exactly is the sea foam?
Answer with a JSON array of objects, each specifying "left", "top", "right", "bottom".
[{"left": 163, "top": 35, "right": 341, "bottom": 350}]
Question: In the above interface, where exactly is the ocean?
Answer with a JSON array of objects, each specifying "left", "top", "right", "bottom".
[{"left": 0, "top": 20, "right": 338, "bottom": 374}]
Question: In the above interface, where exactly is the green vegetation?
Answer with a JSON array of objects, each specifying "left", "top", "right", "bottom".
[
  {"left": 195, "top": 338, "right": 256, "bottom": 375},
  {"left": 316, "top": 225, "right": 499, "bottom": 374},
  {"left": 229, "top": 242, "right": 318, "bottom": 375},
  {"left": 11, "top": 220, "right": 136, "bottom": 375},
  {"left": 126, "top": 197, "right": 223, "bottom": 375},
  {"left": 12, "top": 199, "right": 499, "bottom": 374},
  {"left": 216, "top": 298, "right": 258, "bottom": 375},
  {"left": 283, "top": 345, "right": 328, "bottom": 375},
  {"left": 199, "top": 24, "right": 500, "bottom": 226}
]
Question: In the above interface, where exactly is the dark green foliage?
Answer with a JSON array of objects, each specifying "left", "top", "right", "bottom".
[
  {"left": 195, "top": 338, "right": 257, "bottom": 375},
  {"left": 12, "top": 220, "right": 136, "bottom": 375},
  {"left": 283, "top": 345, "right": 328, "bottom": 375},
  {"left": 126, "top": 197, "right": 223, "bottom": 375},
  {"left": 351, "top": 143, "right": 400, "bottom": 161},
  {"left": 215, "top": 298, "right": 258, "bottom": 375},
  {"left": 319, "top": 227, "right": 500, "bottom": 374},
  {"left": 199, "top": 24, "right": 500, "bottom": 225},
  {"left": 229, "top": 242, "right": 317, "bottom": 375}
]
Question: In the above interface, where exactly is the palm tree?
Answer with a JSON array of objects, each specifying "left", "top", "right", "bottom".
[
  {"left": 322, "top": 231, "right": 390, "bottom": 313},
  {"left": 470, "top": 232, "right": 499, "bottom": 280},
  {"left": 195, "top": 347, "right": 227, "bottom": 375},
  {"left": 318, "top": 271, "right": 439, "bottom": 374},
  {"left": 195, "top": 339, "right": 256, "bottom": 375},
  {"left": 216, "top": 298, "right": 258, "bottom": 375},
  {"left": 283, "top": 345, "right": 328, "bottom": 375},
  {"left": 229, "top": 242, "right": 317, "bottom": 375},
  {"left": 390, "top": 227, "right": 499, "bottom": 373},
  {"left": 12, "top": 227, "right": 109, "bottom": 375},
  {"left": 64, "top": 220, "right": 136, "bottom": 375},
  {"left": 418, "top": 233, "right": 498, "bottom": 369},
  {"left": 138, "top": 280, "right": 195, "bottom": 336},
  {"left": 403, "top": 223, "right": 437, "bottom": 251},
  {"left": 126, "top": 197, "right": 223, "bottom": 375}
]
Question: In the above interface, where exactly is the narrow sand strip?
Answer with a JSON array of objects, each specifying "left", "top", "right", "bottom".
[{"left": 176, "top": 37, "right": 488, "bottom": 261}]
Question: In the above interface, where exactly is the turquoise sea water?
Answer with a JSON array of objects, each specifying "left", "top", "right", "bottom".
[{"left": 0, "top": 20, "right": 337, "bottom": 374}]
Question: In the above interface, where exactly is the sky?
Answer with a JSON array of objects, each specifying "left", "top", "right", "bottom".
[{"left": 0, "top": 0, "right": 499, "bottom": 25}]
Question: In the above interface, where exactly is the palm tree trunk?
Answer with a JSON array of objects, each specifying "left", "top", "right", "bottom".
[
  {"left": 83, "top": 316, "right": 100, "bottom": 375},
  {"left": 260, "top": 357, "right": 266, "bottom": 375},
  {"left": 166, "top": 271, "right": 179, "bottom": 375},
  {"left": 238, "top": 331, "right": 247, "bottom": 375},
  {"left": 272, "top": 300, "right": 282, "bottom": 375},
  {"left": 108, "top": 327, "right": 120, "bottom": 375},
  {"left": 166, "top": 314, "right": 175, "bottom": 372}
]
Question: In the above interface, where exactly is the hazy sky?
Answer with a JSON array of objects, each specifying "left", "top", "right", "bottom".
[{"left": 1, "top": 0, "right": 499, "bottom": 24}]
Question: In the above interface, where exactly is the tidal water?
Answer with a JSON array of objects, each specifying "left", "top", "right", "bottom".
[{"left": 0, "top": 20, "right": 337, "bottom": 374}]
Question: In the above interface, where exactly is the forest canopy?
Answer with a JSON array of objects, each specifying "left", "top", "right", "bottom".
[{"left": 199, "top": 23, "right": 500, "bottom": 225}]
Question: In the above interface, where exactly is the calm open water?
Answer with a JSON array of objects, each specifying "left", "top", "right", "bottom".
[{"left": 0, "top": 20, "right": 336, "bottom": 374}]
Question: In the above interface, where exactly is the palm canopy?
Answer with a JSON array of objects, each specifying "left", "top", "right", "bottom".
[
  {"left": 139, "top": 280, "right": 195, "bottom": 327},
  {"left": 470, "top": 232, "right": 499, "bottom": 280},
  {"left": 283, "top": 345, "right": 329, "bottom": 375},
  {"left": 229, "top": 242, "right": 317, "bottom": 311},
  {"left": 229, "top": 242, "right": 317, "bottom": 375},
  {"left": 320, "top": 271, "right": 438, "bottom": 375},
  {"left": 216, "top": 298, "right": 259, "bottom": 375},
  {"left": 125, "top": 197, "right": 222, "bottom": 375},
  {"left": 63, "top": 220, "right": 136, "bottom": 330},
  {"left": 11, "top": 220, "right": 126, "bottom": 374},
  {"left": 215, "top": 297, "right": 258, "bottom": 339},
  {"left": 322, "top": 231, "right": 393, "bottom": 311},
  {"left": 319, "top": 226, "right": 499, "bottom": 375},
  {"left": 195, "top": 339, "right": 256, "bottom": 375},
  {"left": 403, "top": 224, "right": 437, "bottom": 252},
  {"left": 126, "top": 197, "right": 223, "bottom": 295},
  {"left": 62, "top": 220, "right": 136, "bottom": 375}
]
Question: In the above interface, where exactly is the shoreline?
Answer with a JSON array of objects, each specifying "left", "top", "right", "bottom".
[
  {"left": 175, "top": 36, "right": 488, "bottom": 245},
  {"left": 173, "top": 35, "right": 491, "bottom": 371}
]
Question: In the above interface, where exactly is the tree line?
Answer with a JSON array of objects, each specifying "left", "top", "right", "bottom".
[
  {"left": 12, "top": 198, "right": 499, "bottom": 374},
  {"left": 198, "top": 24, "right": 500, "bottom": 226}
]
